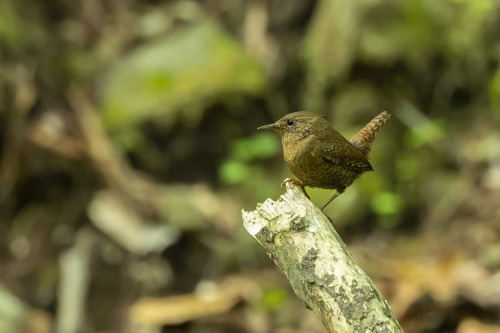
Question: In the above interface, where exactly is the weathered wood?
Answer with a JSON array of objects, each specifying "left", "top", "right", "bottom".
[{"left": 242, "top": 184, "right": 404, "bottom": 333}]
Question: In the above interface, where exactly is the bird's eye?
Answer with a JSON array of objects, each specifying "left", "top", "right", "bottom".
[{"left": 287, "top": 119, "right": 294, "bottom": 126}]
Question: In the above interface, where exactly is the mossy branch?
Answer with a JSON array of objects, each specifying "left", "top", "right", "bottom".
[{"left": 242, "top": 184, "right": 404, "bottom": 333}]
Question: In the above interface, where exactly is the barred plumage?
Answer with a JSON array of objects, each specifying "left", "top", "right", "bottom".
[{"left": 350, "top": 111, "right": 391, "bottom": 158}]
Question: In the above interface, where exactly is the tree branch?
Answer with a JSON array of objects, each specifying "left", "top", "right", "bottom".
[{"left": 242, "top": 184, "right": 404, "bottom": 333}]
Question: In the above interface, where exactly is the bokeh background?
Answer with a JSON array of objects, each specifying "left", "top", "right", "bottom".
[{"left": 1, "top": 0, "right": 500, "bottom": 332}]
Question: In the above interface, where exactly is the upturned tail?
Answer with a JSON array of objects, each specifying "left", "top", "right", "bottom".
[{"left": 350, "top": 111, "right": 391, "bottom": 158}]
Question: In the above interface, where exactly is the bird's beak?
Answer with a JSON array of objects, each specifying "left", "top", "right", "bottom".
[{"left": 257, "top": 123, "right": 276, "bottom": 130}]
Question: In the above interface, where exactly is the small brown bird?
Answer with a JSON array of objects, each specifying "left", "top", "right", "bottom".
[{"left": 258, "top": 111, "right": 390, "bottom": 210}]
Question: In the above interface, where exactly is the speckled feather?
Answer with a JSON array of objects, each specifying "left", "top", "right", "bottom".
[{"left": 265, "top": 111, "right": 388, "bottom": 193}]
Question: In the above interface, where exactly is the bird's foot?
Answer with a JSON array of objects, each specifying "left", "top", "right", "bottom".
[
  {"left": 281, "top": 178, "right": 310, "bottom": 199},
  {"left": 281, "top": 177, "right": 300, "bottom": 187}
]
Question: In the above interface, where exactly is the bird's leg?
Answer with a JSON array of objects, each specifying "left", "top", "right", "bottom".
[
  {"left": 320, "top": 190, "right": 344, "bottom": 211},
  {"left": 281, "top": 178, "right": 310, "bottom": 199}
]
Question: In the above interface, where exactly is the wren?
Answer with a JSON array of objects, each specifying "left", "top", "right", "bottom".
[{"left": 258, "top": 111, "right": 390, "bottom": 210}]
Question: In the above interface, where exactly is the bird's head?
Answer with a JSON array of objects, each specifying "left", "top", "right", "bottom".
[{"left": 258, "top": 111, "right": 329, "bottom": 145}]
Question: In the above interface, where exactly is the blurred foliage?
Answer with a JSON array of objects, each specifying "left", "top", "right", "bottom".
[
  {"left": 220, "top": 133, "right": 278, "bottom": 183},
  {"left": 258, "top": 286, "right": 289, "bottom": 311},
  {"left": 102, "top": 21, "right": 266, "bottom": 131},
  {"left": 1, "top": 0, "right": 500, "bottom": 332}
]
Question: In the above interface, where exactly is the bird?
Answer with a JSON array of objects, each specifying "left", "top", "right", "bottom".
[{"left": 258, "top": 111, "right": 390, "bottom": 210}]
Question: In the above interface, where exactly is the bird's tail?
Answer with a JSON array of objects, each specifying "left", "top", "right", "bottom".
[{"left": 350, "top": 111, "right": 391, "bottom": 158}]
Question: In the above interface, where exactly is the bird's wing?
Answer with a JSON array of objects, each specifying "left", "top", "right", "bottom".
[{"left": 313, "top": 135, "right": 373, "bottom": 172}]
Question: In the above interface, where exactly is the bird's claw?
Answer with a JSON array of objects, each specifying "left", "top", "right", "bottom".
[
  {"left": 281, "top": 178, "right": 310, "bottom": 199},
  {"left": 281, "top": 178, "right": 300, "bottom": 187}
]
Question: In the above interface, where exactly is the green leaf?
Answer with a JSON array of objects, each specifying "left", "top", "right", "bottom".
[
  {"left": 101, "top": 21, "right": 266, "bottom": 130},
  {"left": 258, "top": 287, "right": 288, "bottom": 311},
  {"left": 371, "top": 191, "right": 403, "bottom": 215},
  {"left": 219, "top": 160, "right": 250, "bottom": 184},
  {"left": 407, "top": 119, "right": 445, "bottom": 148},
  {"left": 232, "top": 133, "right": 280, "bottom": 161}
]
